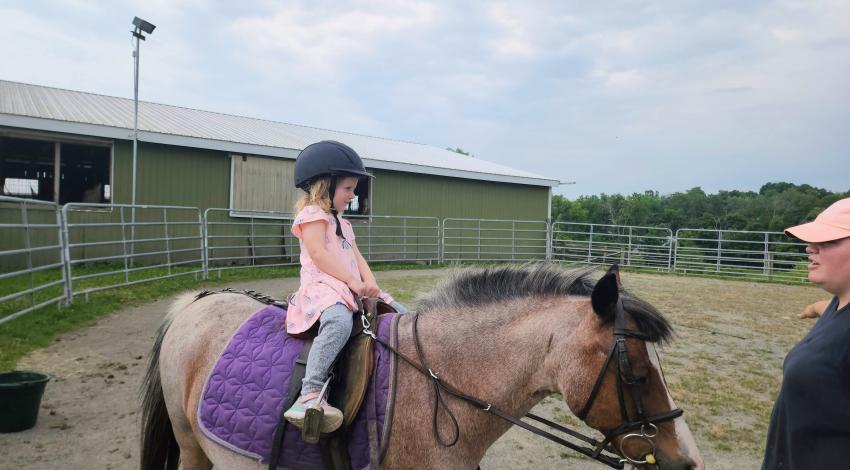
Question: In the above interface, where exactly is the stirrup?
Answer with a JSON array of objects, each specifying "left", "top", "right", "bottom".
[
  {"left": 301, "top": 405, "right": 324, "bottom": 444},
  {"left": 301, "top": 376, "right": 332, "bottom": 444}
]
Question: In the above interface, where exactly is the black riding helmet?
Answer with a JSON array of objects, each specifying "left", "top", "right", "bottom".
[
  {"left": 294, "top": 140, "right": 373, "bottom": 191},
  {"left": 293, "top": 140, "right": 373, "bottom": 239}
]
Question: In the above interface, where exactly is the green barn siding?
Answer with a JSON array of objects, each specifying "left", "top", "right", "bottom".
[
  {"left": 112, "top": 141, "right": 230, "bottom": 210},
  {"left": 371, "top": 170, "right": 549, "bottom": 220}
]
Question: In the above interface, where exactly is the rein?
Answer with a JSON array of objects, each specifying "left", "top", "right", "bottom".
[
  {"left": 361, "top": 301, "right": 682, "bottom": 469},
  {"left": 363, "top": 313, "right": 624, "bottom": 469}
]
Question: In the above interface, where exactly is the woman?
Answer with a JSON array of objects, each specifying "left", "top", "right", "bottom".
[{"left": 762, "top": 197, "right": 850, "bottom": 469}]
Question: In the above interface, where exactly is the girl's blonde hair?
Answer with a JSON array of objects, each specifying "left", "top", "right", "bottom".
[{"left": 294, "top": 177, "right": 332, "bottom": 214}]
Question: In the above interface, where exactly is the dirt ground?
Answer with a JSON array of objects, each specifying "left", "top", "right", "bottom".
[{"left": 0, "top": 269, "right": 824, "bottom": 469}]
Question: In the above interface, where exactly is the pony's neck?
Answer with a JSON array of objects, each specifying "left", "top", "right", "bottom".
[{"left": 415, "top": 296, "right": 587, "bottom": 416}]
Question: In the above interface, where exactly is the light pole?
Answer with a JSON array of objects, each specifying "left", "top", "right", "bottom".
[{"left": 130, "top": 16, "right": 155, "bottom": 262}]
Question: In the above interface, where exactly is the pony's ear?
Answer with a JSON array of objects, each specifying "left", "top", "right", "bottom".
[
  {"left": 606, "top": 264, "right": 622, "bottom": 288},
  {"left": 591, "top": 266, "right": 620, "bottom": 322}
]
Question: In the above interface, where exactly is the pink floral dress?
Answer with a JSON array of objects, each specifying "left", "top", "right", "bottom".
[{"left": 286, "top": 205, "right": 393, "bottom": 334}]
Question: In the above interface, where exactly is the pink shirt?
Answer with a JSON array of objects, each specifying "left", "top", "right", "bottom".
[{"left": 286, "top": 205, "right": 393, "bottom": 334}]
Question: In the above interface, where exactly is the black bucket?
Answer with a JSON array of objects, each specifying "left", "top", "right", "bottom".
[{"left": 0, "top": 371, "right": 51, "bottom": 433}]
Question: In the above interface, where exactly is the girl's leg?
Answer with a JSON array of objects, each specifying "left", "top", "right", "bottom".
[
  {"left": 284, "top": 303, "right": 353, "bottom": 432},
  {"left": 301, "top": 303, "right": 353, "bottom": 394}
]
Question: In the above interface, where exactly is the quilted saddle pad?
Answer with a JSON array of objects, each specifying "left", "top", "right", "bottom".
[{"left": 197, "top": 305, "right": 399, "bottom": 469}]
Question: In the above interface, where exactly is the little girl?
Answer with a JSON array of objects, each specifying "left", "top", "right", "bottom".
[{"left": 283, "top": 140, "right": 408, "bottom": 433}]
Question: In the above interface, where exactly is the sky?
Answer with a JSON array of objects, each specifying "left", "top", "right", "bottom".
[{"left": 1, "top": 0, "right": 848, "bottom": 198}]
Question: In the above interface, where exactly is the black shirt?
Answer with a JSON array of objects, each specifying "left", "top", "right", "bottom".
[{"left": 763, "top": 297, "right": 850, "bottom": 469}]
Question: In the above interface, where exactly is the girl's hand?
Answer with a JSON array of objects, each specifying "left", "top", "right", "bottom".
[
  {"left": 362, "top": 280, "right": 381, "bottom": 298},
  {"left": 348, "top": 278, "right": 367, "bottom": 297}
]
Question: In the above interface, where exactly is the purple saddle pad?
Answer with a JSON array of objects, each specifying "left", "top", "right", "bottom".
[{"left": 198, "top": 305, "right": 399, "bottom": 469}]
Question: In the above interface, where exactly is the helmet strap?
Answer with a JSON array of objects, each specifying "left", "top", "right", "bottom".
[{"left": 327, "top": 175, "right": 346, "bottom": 240}]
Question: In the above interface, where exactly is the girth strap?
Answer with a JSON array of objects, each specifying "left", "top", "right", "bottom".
[{"left": 268, "top": 339, "right": 313, "bottom": 470}]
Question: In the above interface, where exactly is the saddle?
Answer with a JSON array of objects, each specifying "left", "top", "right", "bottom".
[{"left": 195, "top": 288, "right": 396, "bottom": 470}]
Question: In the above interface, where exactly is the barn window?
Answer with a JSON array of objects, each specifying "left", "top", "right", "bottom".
[
  {"left": 230, "top": 154, "right": 372, "bottom": 217},
  {"left": 0, "top": 135, "right": 111, "bottom": 204}
]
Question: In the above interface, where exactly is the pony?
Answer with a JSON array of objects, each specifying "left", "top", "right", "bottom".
[{"left": 141, "top": 264, "right": 703, "bottom": 469}]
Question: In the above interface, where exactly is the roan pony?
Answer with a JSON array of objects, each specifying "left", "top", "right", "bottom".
[{"left": 141, "top": 264, "right": 703, "bottom": 469}]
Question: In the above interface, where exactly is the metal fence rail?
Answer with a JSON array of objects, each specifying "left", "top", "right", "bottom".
[
  {"left": 351, "top": 215, "right": 440, "bottom": 263},
  {"left": 442, "top": 218, "right": 549, "bottom": 262},
  {"left": 203, "top": 211, "right": 441, "bottom": 277},
  {"left": 674, "top": 228, "right": 808, "bottom": 282},
  {"left": 62, "top": 203, "right": 204, "bottom": 300},
  {"left": 0, "top": 194, "right": 816, "bottom": 324},
  {"left": 551, "top": 222, "right": 673, "bottom": 270},
  {"left": 0, "top": 197, "right": 66, "bottom": 325},
  {"left": 203, "top": 208, "right": 299, "bottom": 277}
]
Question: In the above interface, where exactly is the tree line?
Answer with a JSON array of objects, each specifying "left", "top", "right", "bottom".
[{"left": 552, "top": 182, "right": 850, "bottom": 232}]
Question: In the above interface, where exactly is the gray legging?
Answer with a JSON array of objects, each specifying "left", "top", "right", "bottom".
[{"left": 301, "top": 300, "right": 409, "bottom": 395}]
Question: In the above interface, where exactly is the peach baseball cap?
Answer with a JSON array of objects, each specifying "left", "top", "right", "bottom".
[{"left": 785, "top": 198, "right": 850, "bottom": 243}]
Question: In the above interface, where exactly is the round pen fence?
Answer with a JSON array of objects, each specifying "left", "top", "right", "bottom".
[
  {"left": 204, "top": 208, "right": 299, "bottom": 277},
  {"left": 441, "top": 218, "right": 550, "bottom": 263},
  {"left": 0, "top": 195, "right": 814, "bottom": 323},
  {"left": 673, "top": 228, "right": 809, "bottom": 282},
  {"left": 61, "top": 203, "right": 204, "bottom": 300},
  {"left": 551, "top": 222, "right": 673, "bottom": 270},
  {"left": 203, "top": 211, "right": 441, "bottom": 278},
  {"left": 349, "top": 215, "right": 440, "bottom": 263},
  {"left": 0, "top": 197, "right": 66, "bottom": 325}
]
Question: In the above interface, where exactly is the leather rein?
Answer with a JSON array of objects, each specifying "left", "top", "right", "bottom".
[{"left": 361, "top": 300, "right": 682, "bottom": 470}]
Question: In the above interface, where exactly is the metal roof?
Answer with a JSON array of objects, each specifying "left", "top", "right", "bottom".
[{"left": 0, "top": 80, "right": 558, "bottom": 187}]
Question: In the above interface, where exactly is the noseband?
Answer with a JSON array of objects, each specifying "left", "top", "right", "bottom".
[
  {"left": 364, "top": 299, "right": 683, "bottom": 469},
  {"left": 575, "top": 299, "right": 684, "bottom": 465}
]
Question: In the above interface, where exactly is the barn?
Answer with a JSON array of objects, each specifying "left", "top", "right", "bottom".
[{"left": 0, "top": 80, "right": 557, "bottom": 220}]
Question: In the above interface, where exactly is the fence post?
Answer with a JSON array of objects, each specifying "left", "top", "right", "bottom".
[
  {"left": 477, "top": 220, "right": 482, "bottom": 261},
  {"left": 21, "top": 203, "right": 35, "bottom": 311},
  {"left": 55, "top": 205, "right": 69, "bottom": 305},
  {"left": 716, "top": 231, "right": 722, "bottom": 273},
  {"left": 403, "top": 217, "right": 408, "bottom": 261},
  {"left": 546, "top": 221, "right": 552, "bottom": 262},
  {"left": 763, "top": 232, "right": 770, "bottom": 278},
  {"left": 668, "top": 230, "right": 675, "bottom": 272},
  {"left": 201, "top": 209, "right": 209, "bottom": 280},
  {"left": 60, "top": 206, "right": 74, "bottom": 304},
  {"left": 627, "top": 226, "right": 633, "bottom": 267},
  {"left": 163, "top": 208, "right": 172, "bottom": 275},
  {"left": 438, "top": 219, "right": 444, "bottom": 264},
  {"left": 587, "top": 224, "right": 594, "bottom": 263},
  {"left": 511, "top": 221, "right": 516, "bottom": 261},
  {"left": 250, "top": 215, "right": 256, "bottom": 267},
  {"left": 367, "top": 217, "right": 372, "bottom": 262}
]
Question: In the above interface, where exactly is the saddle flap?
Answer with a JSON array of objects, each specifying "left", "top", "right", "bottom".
[{"left": 331, "top": 321, "right": 377, "bottom": 428}]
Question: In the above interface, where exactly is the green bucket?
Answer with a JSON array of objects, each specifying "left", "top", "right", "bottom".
[{"left": 0, "top": 371, "right": 51, "bottom": 433}]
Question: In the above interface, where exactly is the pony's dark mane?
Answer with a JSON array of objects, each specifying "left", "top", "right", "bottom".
[{"left": 417, "top": 264, "right": 672, "bottom": 343}]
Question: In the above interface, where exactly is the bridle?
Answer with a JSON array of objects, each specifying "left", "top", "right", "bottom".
[
  {"left": 363, "top": 299, "right": 683, "bottom": 469},
  {"left": 575, "top": 299, "right": 683, "bottom": 466}
]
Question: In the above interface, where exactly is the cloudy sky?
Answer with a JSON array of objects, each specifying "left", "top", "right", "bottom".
[{"left": 2, "top": 0, "right": 848, "bottom": 197}]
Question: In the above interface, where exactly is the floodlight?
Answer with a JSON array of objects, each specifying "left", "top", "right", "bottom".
[{"left": 132, "top": 17, "right": 156, "bottom": 35}]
